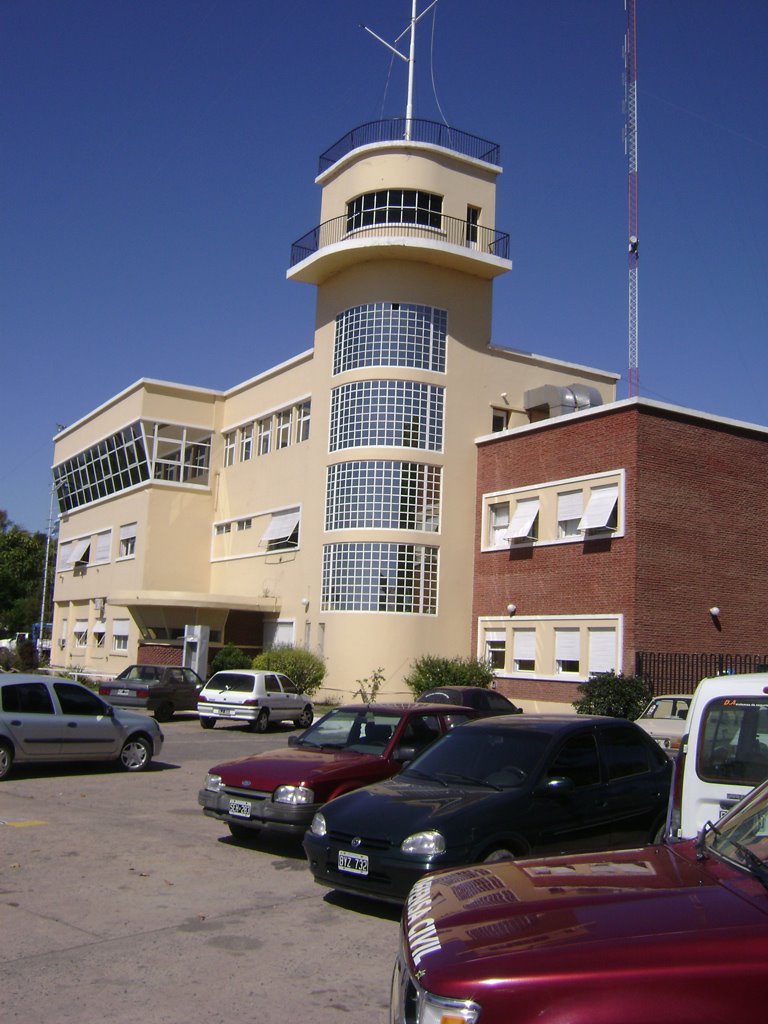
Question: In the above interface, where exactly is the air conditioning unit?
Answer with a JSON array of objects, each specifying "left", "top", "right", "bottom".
[
  {"left": 94, "top": 597, "right": 105, "bottom": 613},
  {"left": 58, "top": 638, "right": 67, "bottom": 649}
]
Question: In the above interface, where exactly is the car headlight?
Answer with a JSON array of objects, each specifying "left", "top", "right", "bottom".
[
  {"left": 401, "top": 830, "right": 445, "bottom": 856},
  {"left": 310, "top": 812, "right": 327, "bottom": 836},
  {"left": 419, "top": 993, "right": 480, "bottom": 1024},
  {"left": 204, "top": 773, "right": 222, "bottom": 793},
  {"left": 274, "top": 785, "right": 314, "bottom": 805}
]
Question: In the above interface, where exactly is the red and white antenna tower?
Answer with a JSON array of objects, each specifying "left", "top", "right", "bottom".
[{"left": 624, "top": 0, "right": 639, "bottom": 397}]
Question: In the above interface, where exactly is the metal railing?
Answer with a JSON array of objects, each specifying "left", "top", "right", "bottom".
[
  {"left": 290, "top": 212, "right": 510, "bottom": 268},
  {"left": 636, "top": 651, "right": 768, "bottom": 695},
  {"left": 318, "top": 118, "right": 501, "bottom": 173}
]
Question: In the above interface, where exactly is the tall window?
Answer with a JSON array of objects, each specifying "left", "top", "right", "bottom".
[
  {"left": 276, "top": 410, "right": 291, "bottom": 449},
  {"left": 488, "top": 502, "right": 510, "bottom": 546},
  {"left": 296, "top": 401, "right": 311, "bottom": 442},
  {"left": 223, "top": 431, "right": 236, "bottom": 467},
  {"left": 329, "top": 380, "right": 444, "bottom": 453},
  {"left": 334, "top": 302, "right": 447, "bottom": 374},
  {"left": 240, "top": 424, "right": 253, "bottom": 462},
  {"left": 325, "top": 461, "right": 441, "bottom": 532},
  {"left": 346, "top": 189, "right": 442, "bottom": 232},
  {"left": 258, "top": 417, "right": 272, "bottom": 456},
  {"left": 466, "top": 205, "right": 480, "bottom": 246},
  {"left": 322, "top": 543, "right": 438, "bottom": 614}
]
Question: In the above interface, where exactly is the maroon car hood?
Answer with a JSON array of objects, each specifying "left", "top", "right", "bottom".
[
  {"left": 211, "top": 746, "right": 389, "bottom": 790},
  {"left": 405, "top": 842, "right": 768, "bottom": 1007}
]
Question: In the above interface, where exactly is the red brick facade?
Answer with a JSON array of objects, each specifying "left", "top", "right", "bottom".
[{"left": 473, "top": 400, "right": 768, "bottom": 705}]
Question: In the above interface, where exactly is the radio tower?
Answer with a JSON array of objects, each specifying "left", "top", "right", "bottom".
[{"left": 624, "top": 0, "right": 639, "bottom": 397}]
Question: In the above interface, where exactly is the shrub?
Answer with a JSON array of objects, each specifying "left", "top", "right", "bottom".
[
  {"left": 404, "top": 655, "right": 495, "bottom": 698},
  {"left": 251, "top": 644, "right": 326, "bottom": 697},
  {"left": 210, "top": 643, "right": 252, "bottom": 674},
  {"left": 573, "top": 671, "right": 651, "bottom": 719},
  {"left": 355, "top": 667, "right": 385, "bottom": 703}
]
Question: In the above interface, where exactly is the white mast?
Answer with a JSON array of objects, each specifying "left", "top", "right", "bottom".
[{"left": 361, "top": 0, "right": 439, "bottom": 141}]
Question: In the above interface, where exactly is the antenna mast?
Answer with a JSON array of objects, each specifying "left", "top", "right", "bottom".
[
  {"left": 361, "top": 0, "right": 439, "bottom": 140},
  {"left": 625, "top": 0, "right": 639, "bottom": 397}
]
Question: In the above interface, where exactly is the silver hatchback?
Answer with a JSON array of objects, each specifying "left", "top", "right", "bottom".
[
  {"left": 197, "top": 670, "right": 313, "bottom": 732},
  {"left": 0, "top": 674, "right": 164, "bottom": 779}
]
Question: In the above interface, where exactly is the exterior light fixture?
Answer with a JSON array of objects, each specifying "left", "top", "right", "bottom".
[
  {"left": 709, "top": 607, "right": 721, "bottom": 617},
  {"left": 507, "top": 603, "right": 517, "bottom": 616}
]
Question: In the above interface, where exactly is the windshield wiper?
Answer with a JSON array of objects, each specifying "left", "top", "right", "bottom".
[
  {"left": 728, "top": 840, "right": 768, "bottom": 890},
  {"left": 402, "top": 768, "right": 448, "bottom": 786},
  {"left": 433, "top": 771, "right": 503, "bottom": 791}
]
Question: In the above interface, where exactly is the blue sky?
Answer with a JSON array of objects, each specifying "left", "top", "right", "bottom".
[{"left": 2, "top": 0, "right": 766, "bottom": 532}]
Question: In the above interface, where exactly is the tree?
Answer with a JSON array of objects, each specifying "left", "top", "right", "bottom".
[
  {"left": 404, "top": 655, "right": 495, "bottom": 697},
  {"left": 210, "top": 643, "right": 252, "bottom": 674},
  {"left": 251, "top": 645, "right": 326, "bottom": 697},
  {"left": 0, "top": 512, "right": 47, "bottom": 636},
  {"left": 573, "top": 671, "right": 651, "bottom": 719}
]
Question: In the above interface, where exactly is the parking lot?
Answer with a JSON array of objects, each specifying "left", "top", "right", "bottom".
[{"left": 0, "top": 715, "right": 401, "bottom": 1024}]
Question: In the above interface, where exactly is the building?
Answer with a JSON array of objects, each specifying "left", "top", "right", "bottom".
[
  {"left": 49, "top": 115, "right": 617, "bottom": 698},
  {"left": 473, "top": 397, "right": 768, "bottom": 711}
]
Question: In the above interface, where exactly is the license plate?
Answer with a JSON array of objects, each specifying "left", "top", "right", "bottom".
[
  {"left": 338, "top": 850, "right": 368, "bottom": 876},
  {"left": 222, "top": 708, "right": 239, "bottom": 716},
  {"left": 116, "top": 688, "right": 131, "bottom": 696},
  {"left": 229, "top": 799, "right": 252, "bottom": 818}
]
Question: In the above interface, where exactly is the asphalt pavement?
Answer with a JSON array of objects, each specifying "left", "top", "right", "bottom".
[{"left": 0, "top": 714, "right": 401, "bottom": 1024}]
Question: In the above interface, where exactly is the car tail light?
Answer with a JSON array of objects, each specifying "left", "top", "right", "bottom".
[
  {"left": 243, "top": 698, "right": 260, "bottom": 706},
  {"left": 98, "top": 686, "right": 109, "bottom": 695},
  {"left": 198, "top": 693, "right": 208, "bottom": 702},
  {"left": 136, "top": 689, "right": 150, "bottom": 699}
]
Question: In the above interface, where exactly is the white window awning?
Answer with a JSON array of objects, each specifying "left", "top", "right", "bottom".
[
  {"left": 66, "top": 538, "right": 91, "bottom": 567},
  {"left": 578, "top": 485, "right": 618, "bottom": 531},
  {"left": 92, "top": 623, "right": 106, "bottom": 634},
  {"left": 260, "top": 510, "right": 300, "bottom": 545},
  {"left": 505, "top": 498, "right": 539, "bottom": 541}
]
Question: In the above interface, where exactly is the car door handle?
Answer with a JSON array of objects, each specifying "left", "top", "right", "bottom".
[
  {"left": 67, "top": 722, "right": 78, "bottom": 728},
  {"left": 11, "top": 719, "right": 21, "bottom": 726}
]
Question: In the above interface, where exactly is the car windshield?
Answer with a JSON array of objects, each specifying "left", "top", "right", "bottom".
[
  {"left": 701, "top": 779, "right": 768, "bottom": 887},
  {"left": 640, "top": 697, "right": 689, "bottom": 721},
  {"left": 297, "top": 708, "right": 402, "bottom": 754},
  {"left": 402, "top": 726, "right": 550, "bottom": 788}
]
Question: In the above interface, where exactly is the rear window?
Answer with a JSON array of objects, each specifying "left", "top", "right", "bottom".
[
  {"left": 1, "top": 682, "right": 55, "bottom": 714},
  {"left": 205, "top": 673, "right": 256, "bottom": 694},
  {"left": 698, "top": 696, "right": 768, "bottom": 787}
]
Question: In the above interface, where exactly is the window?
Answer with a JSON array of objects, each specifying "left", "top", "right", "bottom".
[
  {"left": 223, "top": 431, "right": 236, "bottom": 467},
  {"left": 258, "top": 417, "right": 272, "bottom": 456},
  {"left": 276, "top": 410, "right": 291, "bottom": 449},
  {"left": 548, "top": 733, "right": 600, "bottom": 787},
  {"left": 93, "top": 624, "right": 105, "bottom": 648},
  {"left": 65, "top": 538, "right": 91, "bottom": 570},
  {"left": 325, "top": 461, "right": 441, "bottom": 532},
  {"left": 240, "top": 424, "right": 254, "bottom": 462},
  {"left": 53, "top": 421, "right": 150, "bottom": 513},
  {"left": 92, "top": 530, "right": 112, "bottom": 565},
  {"left": 215, "top": 522, "right": 232, "bottom": 535},
  {"left": 698, "top": 698, "right": 768, "bottom": 786},
  {"left": 334, "top": 303, "right": 446, "bottom": 374},
  {"left": 53, "top": 682, "right": 106, "bottom": 716},
  {"left": 236, "top": 518, "right": 252, "bottom": 531},
  {"left": 260, "top": 509, "right": 300, "bottom": 551},
  {"left": 588, "top": 628, "right": 617, "bottom": 675},
  {"left": 263, "top": 620, "right": 295, "bottom": 649},
  {"left": 484, "top": 630, "right": 506, "bottom": 671},
  {"left": 296, "top": 401, "right": 311, "bottom": 443},
  {"left": 466, "top": 205, "right": 480, "bottom": 246},
  {"left": 491, "top": 408, "right": 508, "bottom": 432},
  {"left": 601, "top": 725, "right": 653, "bottom": 780},
  {"left": 329, "top": 380, "right": 444, "bottom": 452},
  {"left": 513, "top": 630, "right": 536, "bottom": 672},
  {"left": 579, "top": 484, "right": 619, "bottom": 532},
  {"left": 118, "top": 523, "right": 136, "bottom": 559},
  {"left": 346, "top": 190, "right": 442, "bottom": 232},
  {"left": 322, "top": 543, "right": 438, "bottom": 614},
  {"left": 557, "top": 490, "right": 583, "bottom": 538},
  {"left": 507, "top": 498, "right": 539, "bottom": 542},
  {"left": 488, "top": 502, "right": 510, "bottom": 547},
  {"left": 1, "top": 682, "right": 54, "bottom": 714},
  {"left": 555, "top": 628, "right": 580, "bottom": 675},
  {"left": 112, "top": 619, "right": 130, "bottom": 652},
  {"left": 73, "top": 620, "right": 88, "bottom": 647}
]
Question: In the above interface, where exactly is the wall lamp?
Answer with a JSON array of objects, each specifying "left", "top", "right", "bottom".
[
  {"left": 301, "top": 597, "right": 310, "bottom": 609},
  {"left": 709, "top": 607, "right": 721, "bottom": 618},
  {"left": 507, "top": 603, "right": 517, "bottom": 616}
]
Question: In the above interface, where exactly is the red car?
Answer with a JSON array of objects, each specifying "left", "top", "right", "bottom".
[
  {"left": 390, "top": 776, "right": 768, "bottom": 1024},
  {"left": 198, "top": 702, "right": 475, "bottom": 841}
]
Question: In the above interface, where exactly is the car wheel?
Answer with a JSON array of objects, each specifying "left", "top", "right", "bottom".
[
  {"left": 200, "top": 717, "right": 215, "bottom": 730},
  {"left": 482, "top": 847, "right": 516, "bottom": 864},
  {"left": 0, "top": 741, "right": 13, "bottom": 781},
  {"left": 119, "top": 735, "right": 152, "bottom": 772},
  {"left": 228, "top": 823, "right": 258, "bottom": 842},
  {"left": 296, "top": 705, "right": 313, "bottom": 729},
  {"left": 154, "top": 701, "right": 174, "bottom": 723},
  {"left": 250, "top": 709, "right": 269, "bottom": 733}
]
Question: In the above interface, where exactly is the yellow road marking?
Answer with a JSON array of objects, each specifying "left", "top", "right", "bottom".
[{"left": 0, "top": 820, "right": 49, "bottom": 828}]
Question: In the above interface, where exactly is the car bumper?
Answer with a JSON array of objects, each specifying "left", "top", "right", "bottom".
[
  {"left": 198, "top": 788, "right": 319, "bottom": 835},
  {"left": 104, "top": 696, "right": 152, "bottom": 712},
  {"left": 197, "top": 704, "right": 256, "bottom": 722},
  {"left": 302, "top": 831, "right": 463, "bottom": 904}
]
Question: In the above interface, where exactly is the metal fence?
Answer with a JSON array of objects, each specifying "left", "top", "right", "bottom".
[{"left": 636, "top": 651, "right": 768, "bottom": 695}]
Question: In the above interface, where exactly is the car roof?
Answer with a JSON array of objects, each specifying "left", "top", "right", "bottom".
[
  {"left": 1, "top": 673, "right": 73, "bottom": 684},
  {"left": 332, "top": 702, "right": 475, "bottom": 715},
  {"left": 458, "top": 713, "right": 638, "bottom": 733}
]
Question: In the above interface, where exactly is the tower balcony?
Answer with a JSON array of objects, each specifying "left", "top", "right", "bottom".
[{"left": 288, "top": 212, "right": 511, "bottom": 285}]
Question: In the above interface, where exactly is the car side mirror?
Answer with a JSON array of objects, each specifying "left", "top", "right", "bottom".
[
  {"left": 538, "top": 775, "right": 576, "bottom": 797},
  {"left": 392, "top": 744, "right": 417, "bottom": 763},
  {"left": 102, "top": 703, "right": 115, "bottom": 717},
  {"left": 288, "top": 734, "right": 300, "bottom": 747}
]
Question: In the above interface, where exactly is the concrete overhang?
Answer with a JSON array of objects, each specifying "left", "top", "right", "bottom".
[{"left": 108, "top": 590, "right": 279, "bottom": 613}]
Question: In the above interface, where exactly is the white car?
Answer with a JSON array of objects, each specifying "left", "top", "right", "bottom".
[
  {"left": 0, "top": 673, "right": 164, "bottom": 780},
  {"left": 635, "top": 693, "right": 692, "bottom": 752},
  {"left": 197, "top": 670, "right": 313, "bottom": 732}
]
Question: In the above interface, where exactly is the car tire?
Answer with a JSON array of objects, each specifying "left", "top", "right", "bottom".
[
  {"left": 228, "top": 822, "right": 258, "bottom": 842},
  {"left": 200, "top": 717, "right": 215, "bottom": 729},
  {"left": 0, "top": 741, "right": 13, "bottom": 781},
  {"left": 118, "top": 735, "right": 152, "bottom": 772},
  {"left": 251, "top": 709, "right": 269, "bottom": 733},
  {"left": 154, "top": 701, "right": 174, "bottom": 723},
  {"left": 296, "top": 705, "right": 313, "bottom": 729}
]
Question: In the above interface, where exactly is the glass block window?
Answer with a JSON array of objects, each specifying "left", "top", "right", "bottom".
[
  {"left": 322, "top": 543, "right": 438, "bottom": 614},
  {"left": 329, "top": 380, "right": 444, "bottom": 453},
  {"left": 334, "top": 303, "right": 447, "bottom": 374},
  {"left": 325, "top": 460, "right": 441, "bottom": 532},
  {"left": 346, "top": 190, "right": 442, "bottom": 232}
]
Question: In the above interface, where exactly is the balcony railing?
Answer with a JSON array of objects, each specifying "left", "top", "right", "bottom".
[
  {"left": 318, "top": 118, "right": 501, "bottom": 174},
  {"left": 290, "top": 213, "right": 510, "bottom": 268}
]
